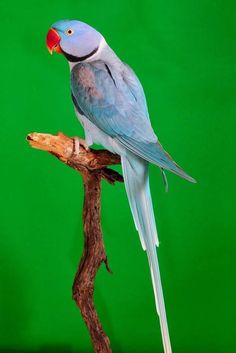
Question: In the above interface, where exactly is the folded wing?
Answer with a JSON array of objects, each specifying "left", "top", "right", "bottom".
[{"left": 71, "top": 61, "right": 195, "bottom": 182}]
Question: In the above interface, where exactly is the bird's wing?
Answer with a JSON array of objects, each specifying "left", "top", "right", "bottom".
[
  {"left": 71, "top": 61, "right": 195, "bottom": 182},
  {"left": 71, "top": 61, "right": 157, "bottom": 142}
]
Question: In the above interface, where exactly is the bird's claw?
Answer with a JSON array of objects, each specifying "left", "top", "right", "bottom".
[{"left": 73, "top": 137, "right": 90, "bottom": 154}]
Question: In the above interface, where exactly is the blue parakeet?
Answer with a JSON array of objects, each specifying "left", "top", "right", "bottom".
[{"left": 46, "top": 20, "right": 195, "bottom": 353}]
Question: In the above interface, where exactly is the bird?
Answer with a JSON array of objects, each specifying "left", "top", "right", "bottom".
[{"left": 46, "top": 20, "right": 195, "bottom": 353}]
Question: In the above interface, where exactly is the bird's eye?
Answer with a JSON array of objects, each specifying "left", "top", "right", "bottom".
[{"left": 65, "top": 28, "right": 74, "bottom": 35}]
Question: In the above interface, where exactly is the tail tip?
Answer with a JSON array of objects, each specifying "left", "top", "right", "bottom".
[{"left": 188, "top": 175, "right": 197, "bottom": 183}]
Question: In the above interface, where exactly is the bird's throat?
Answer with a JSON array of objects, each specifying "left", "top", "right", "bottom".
[{"left": 62, "top": 47, "right": 99, "bottom": 63}]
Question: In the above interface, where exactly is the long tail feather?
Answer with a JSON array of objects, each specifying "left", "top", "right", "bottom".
[{"left": 122, "top": 153, "right": 172, "bottom": 353}]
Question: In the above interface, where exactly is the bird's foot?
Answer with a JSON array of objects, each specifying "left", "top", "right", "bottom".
[{"left": 73, "top": 137, "right": 90, "bottom": 154}]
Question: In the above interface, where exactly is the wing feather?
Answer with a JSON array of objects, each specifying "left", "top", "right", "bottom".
[{"left": 71, "top": 61, "right": 195, "bottom": 182}]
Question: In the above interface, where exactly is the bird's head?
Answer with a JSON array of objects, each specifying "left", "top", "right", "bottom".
[{"left": 46, "top": 20, "right": 104, "bottom": 62}]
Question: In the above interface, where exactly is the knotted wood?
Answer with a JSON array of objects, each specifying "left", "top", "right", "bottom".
[{"left": 27, "top": 132, "right": 123, "bottom": 353}]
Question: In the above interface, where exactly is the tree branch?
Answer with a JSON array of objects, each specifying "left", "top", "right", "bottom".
[{"left": 27, "top": 132, "right": 123, "bottom": 353}]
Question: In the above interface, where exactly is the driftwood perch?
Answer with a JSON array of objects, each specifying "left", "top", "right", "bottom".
[{"left": 27, "top": 132, "right": 123, "bottom": 353}]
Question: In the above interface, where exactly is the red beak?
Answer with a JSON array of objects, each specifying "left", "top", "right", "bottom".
[{"left": 46, "top": 28, "right": 62, "bottom": 54}]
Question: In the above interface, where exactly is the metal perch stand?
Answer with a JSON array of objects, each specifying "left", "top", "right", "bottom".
[{"left": 27, "top": 132, "right": 123, "bottom": 353}]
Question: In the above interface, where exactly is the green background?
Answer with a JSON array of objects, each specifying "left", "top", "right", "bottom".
[{"left": 1, "top": 0, "right": 235, "bottom": 352}]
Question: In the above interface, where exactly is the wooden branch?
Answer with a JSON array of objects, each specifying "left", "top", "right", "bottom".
[{"left": 27, "top": 132, "right": 123, "bottom": 353}]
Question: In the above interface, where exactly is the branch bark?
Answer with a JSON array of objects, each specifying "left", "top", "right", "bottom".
[{"left": 27, "top": 132, "right": 123, "bottom": 353}]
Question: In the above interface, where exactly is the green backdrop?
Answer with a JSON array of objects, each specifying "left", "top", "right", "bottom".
[{"left": 1, "top": 0, "right": 235, "bottom": 352}]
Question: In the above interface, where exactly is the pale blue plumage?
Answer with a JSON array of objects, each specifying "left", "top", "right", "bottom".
[
  {"left": 121, "top": 153, "right": 171, "bottom": 353},
  {"left": 71, "top": 61, "right": 195, "bottom": 182},
  {"left": 48, "top": 19, "right": 196, "bottom": 353},
  {"left": 71, "top": 61, "right": 157, "bottom": 142}
]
